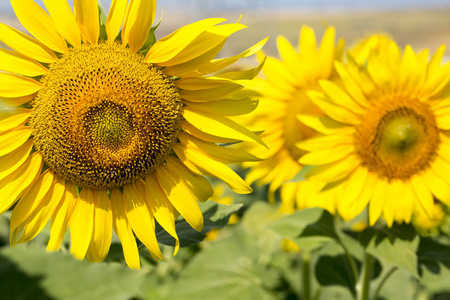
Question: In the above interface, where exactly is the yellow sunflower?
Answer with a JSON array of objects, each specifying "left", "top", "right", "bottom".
[
  {"left": 240, "top": 26, "right": 344, "bottom": 213},
  {"left": 0, "top": 0, "right": 267, "bottom": 269},
  {"left": 298, "top": 40, "right": 450, "bottom": 226}
]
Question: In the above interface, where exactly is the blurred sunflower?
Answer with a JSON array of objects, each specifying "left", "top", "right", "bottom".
[
  {"left": 0, "top": 0, "right": 267, "bottom": 269},
  {"left": 240, "top": 26, "right": 344, "bottom": 213},
  {"left": 298, "top": 40, "right": 450, "bottom": 226}
]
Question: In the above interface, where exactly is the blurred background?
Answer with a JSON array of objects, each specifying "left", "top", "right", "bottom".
[{"left": 1, "top": 0, "right": 450, "bottom": 57}]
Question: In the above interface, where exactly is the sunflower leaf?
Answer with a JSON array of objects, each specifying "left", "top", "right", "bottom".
[
  {"left": 267, "top": 207, "right": 339, "bottom": 251},
  {"left": 359, "top": 223, "right": 419, "bottom": 277},
  {"left": 0, "top": 244, "right": 145, "bottom": 300},
  {"left": 155, "top": 202, "right": 243, "bottom": 247}
]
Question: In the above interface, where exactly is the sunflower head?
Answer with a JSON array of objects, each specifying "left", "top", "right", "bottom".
[
  {"left": 0, "top": 0, "right": 267, "bottom": 268},
  {"left": 239, "top": 26, "right": 345, "bottom": 209},
  {"left": 299, "top": 39, "right": 450, "bottom": 226}
]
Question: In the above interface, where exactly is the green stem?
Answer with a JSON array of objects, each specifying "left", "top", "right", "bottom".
[
  {"left": 357, "top": 253, "right": 374, "bottom": 300},
  {"left": 371, "top": 267, "right": 398, "bottom": 300},
  {"left": 302, "top": 251, "right": 311, "bottom": 300}
]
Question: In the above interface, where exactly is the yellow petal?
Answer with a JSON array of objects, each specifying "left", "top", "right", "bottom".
[
  {"left": 122, "top": 0, "right": 156, "bottom": 53},
  {"left": 318, "top": 27, "right": 336, "bottom": 79},
  {"left": 70, "top": 188, "right": 95, "bottom": 260},
  {"left": 144, "top": 174, "right": 180, "bottom": 255},
  {"left": 159, "top": 23, "right": 246, "bottom": 67},
  {"left": 296, "top": 134, "right": 354, "bottom": 152},
  {"left": 146, "top": 18, "right": 225, "bottom": 63},
  {"left": 0, "top": 73, "right": 41, "bottom": 98},
  {"left": 383, "top": 180, "right": 404, "bottom": 227},
  {"left": 0, "top": 94, "right": 35, "bottom": 107},
  {"left": 411, "top": 174, "right": 434, "bottom": 219},
  {"left": 178, "top": 132, "right": 260, "bottom": 164},
  {"left": 111, "top": 189, "right": 140, "bottom": 269},
  {"left": 156, "top": 164, "right": 204, "bottom": 232},
  {"left": 425, "top": 168, "right": 450, "bottom": 206},
  {"left": 0, "top": 49, "right": 48, "bottom": 76},
  {"left": 0, "top": 127, "right": 32, "bottom": 157},
  {"left": 73, "top": 0, "right": 99, "bottom": 45},
  {"left": 319, "top": 80, "right": 366, "bottom": 115},
  {"left": 0, "top": 23, "right": 58, "bottom": 63},
  {"left": 0, "top": 108, "right": 30, "bottom": 133},
  {"left": 165, "top": 156, "right": 213, "bottom": 201},
  {"left": 16, "top": 178, "right": 65, "bottom": 244},
  {"left": 47, "top": 182, "right": 77, "bottom": 251},
  {"left": 0, "top": 139, "right": 33, "bottom": 181},
  {"left": 297, "top": 114, "right": 352, "bottom": 135},
  {"left": 334, "top": 61, "right": 369, "bottom": 108},
  {"left": 0, "top": 153, "right": 42, "bottom": 215},
  {"left": 299, "top": 144, "right": 355, "bottom": 165},
  {"left": 305, "top": 154, "right": 360, "bottom": 182},
  {"left": 10, "top": 0, "right": 67, "bottom": 53},
  {"left": 369, "top": 178, "right": 388, "bottom": 225},
  {"left": 308, "top": 90, "right": 361, "bottom": 125},
  {"left": 123, "top": 181, "right": 163, "bottom": 260},
  {"left": 183, "top": 107, "right": 266, "bottom": 146},
  {"left": 181, "top": 120, "right": 240, "bottom": 144},
  {"left": 88, "top": 190, "right": 113, "bottom": 262},
  {"left": 173, "top": 144, "right": 252, "bottom": 195},
  {"left": 9, "top": 170, "right": 56, "bottom": 238},
  {"left": 106, "top": 0, "right": 128, "bottom": 43},
  {"left": 43, "top": 0, "right": 81, "bottom": 48},
  {"left": 184, "top": 98, "right": 257, "bottom": 116},
  {"left": 196, "top": 38, "right": 268, "bottom": 76}
]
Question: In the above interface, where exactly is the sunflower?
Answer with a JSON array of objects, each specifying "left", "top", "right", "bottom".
[
  {"left": 0, "top": 0, "right": 267, "bottom": 269},
  {"left": 298, "top": 40, "right": 450, "bottom": 226},
  {"left": 240, "top": 26, "right": 344, "bottom": 213}
]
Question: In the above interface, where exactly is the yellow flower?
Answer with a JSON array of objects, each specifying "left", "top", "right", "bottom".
[
  {"left": 240, "top": 26, "right": 344, "bottom": 213},
  {"left": 0, "top": 0, "right": 266, "bottom": 269},
  {"left": 298, "top": 40, "right": 450, "bottom": 226},
  {"left": 413, "top": 202, "right": 446, "bottom": 231}
]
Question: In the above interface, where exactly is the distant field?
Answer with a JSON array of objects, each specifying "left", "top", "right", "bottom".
[{"left": 1, "top": 8, "right": 450, "bottom": 57}]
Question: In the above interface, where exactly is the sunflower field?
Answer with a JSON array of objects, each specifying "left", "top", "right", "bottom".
[{"left": 1, "top": 1, "right": 450, "bottom": 299}]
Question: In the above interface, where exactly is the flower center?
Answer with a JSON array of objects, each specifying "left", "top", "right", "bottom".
[
  {"left": 356, "top": 96, "right": 439, "bottom": 180},
  {"left": 31, "top": 43, "right": 183, "bottom": 189}
]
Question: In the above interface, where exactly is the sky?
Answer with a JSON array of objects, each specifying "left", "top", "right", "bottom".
[{"left": 1, "top": 0, "right": 450, "bottom": 13}]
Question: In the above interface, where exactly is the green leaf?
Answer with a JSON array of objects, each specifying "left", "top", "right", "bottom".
[
  {"left": 417, "top": 237, "right": 450, "bottom": 276},
  {"left": 0, "top": 244, "right": 146, "bottom": 300},
  {"left": 359, "top": 223, "right": 419, "bottom": 277},
  {"left": 315, "top": 254, "right": 360, "bottom": 293},
  {"left": 156, "top": 201, "right": 243, "bottom": 247},
  {"left": 140, "top": 15, "right": 163, "bottom": 56},
  {"left": 97, "top": 1, "right": 108, "bottom": 41},
  {"left": 268, "top": 208, "right": 338, "bottom": 251},
  {"left": 157, "top": 230, "right": 281, "bottom": 300}
]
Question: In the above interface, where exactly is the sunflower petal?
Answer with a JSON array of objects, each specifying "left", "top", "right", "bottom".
[
  {"left": 88, "top": 190, "right": 113, "bottom": 262},
  {"left": 43, "top": 0, "right": 81, "bottom": 48},
  {"left": 70, "top": 188, "right": 95, "bottom": 260},
  {"left": 183, "top": 107, "right": 266, "bottom": 146},
  {"left": 47, "top": 183, "right": 77, "bottom": 251},
  {"left": 123, "top": 181, "right": 163, "bottom": 260},
  {"left": 165, "top": 156, "right": 213, "bottom": 201},
  {"left": 146, "top": 18, "right": 225, "bottom": 63},
  {"left": 369, "top": 178, "right": 388, "bottom": 225},
  {"left": 0, "top": 153, "right": 42, "bottom": 215},
  {"left": 73, "top": 0, "right": 99, "bottom": 45},
  {"left": 0, "top": 73, "right": 41, "bottom": 98},
  {"left": 106, "top": 0, "right": 129, "bottom": 43},
  {"left": 156, "top": 164, "right": 204, "bottom": 232},
  {"left": 0, "top": 108, "right": 30, "bottom": 133},
  {"left": 0, "top": 23, "right": 57, "bottom": 63},
  {"left": 0, "top": 139, "right": 33, "bottom": 181},
  {"left": 10, "top": 0, "right": 67, "bottom": 53},
  {"left": 16, "top": 178, "right": 66, "bottom": 244},
  {"left": 122, "top": 0, "right": 156, "bottom": 52},
  {"left": 0, "top": 49, "right": 48, "bottom": 76},
  {"left": 0, "top": 127, "right": 32, "bottom": 157},
  {"left": 173, "top": 144, "right": 252, "bottom": 194}
]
